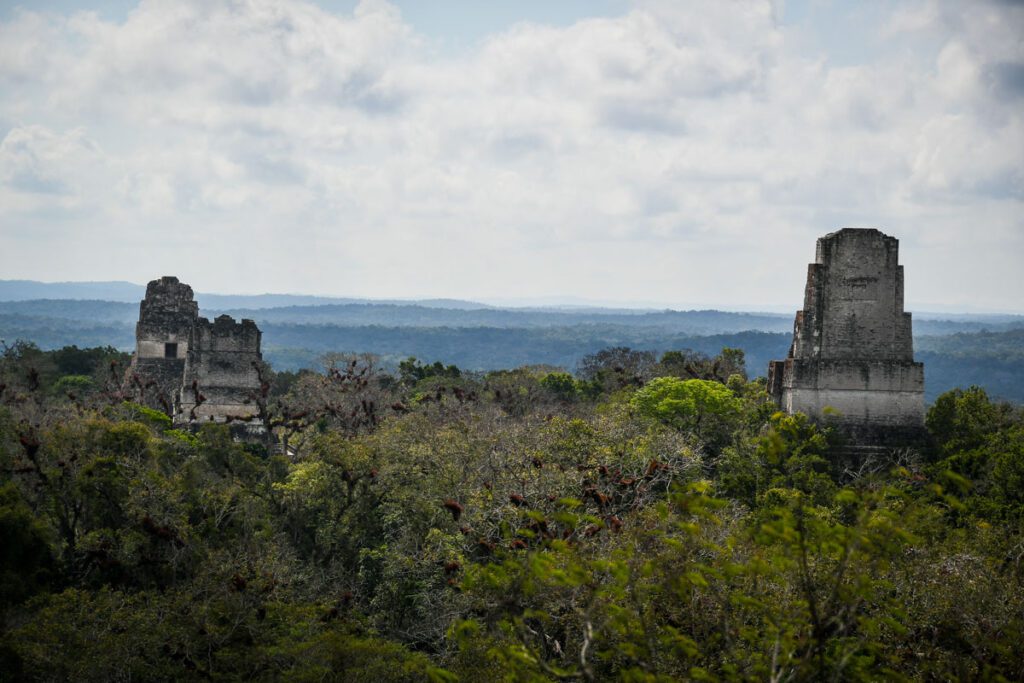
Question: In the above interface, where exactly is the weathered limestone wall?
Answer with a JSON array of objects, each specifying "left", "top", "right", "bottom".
[
  {"left": 176, "top": 315, "right": 263, "bottom": 425},
  {"left": 768, "top": 229, "right": 925, "bottom": 446}
]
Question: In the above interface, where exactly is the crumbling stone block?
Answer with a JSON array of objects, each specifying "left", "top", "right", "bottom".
[
  {"left": 177, "top": 314, "right": 262, "bottom": 424},
  {"left": 768, "top": 229, "right": 925, "bottom": 447}
]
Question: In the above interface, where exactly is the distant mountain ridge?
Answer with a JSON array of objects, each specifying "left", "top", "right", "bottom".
[
  {"left": 3, "top": 298, "right": 1023, "bottom": 338},
  {"left": 0, "top": 280, "right": 146, "bottom": 302},
  {"left": 0, "top": 279, "right": 490, "bottom": 310},
  {"left": 4, "top": 280, "right": 1024, "bottom": 322}
]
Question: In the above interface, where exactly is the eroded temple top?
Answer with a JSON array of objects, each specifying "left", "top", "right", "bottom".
[{"left": 792, "top": 228, "right": 914, "bottom": 362}]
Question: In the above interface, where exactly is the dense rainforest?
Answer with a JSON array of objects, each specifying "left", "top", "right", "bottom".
[{"left": 0, "top": 341, "right": 1022, "bottom": 681}]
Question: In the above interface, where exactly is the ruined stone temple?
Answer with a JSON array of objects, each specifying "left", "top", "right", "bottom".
[
  {"left": 125, "top": 276, "right": 264, "bottom": 429},
  {"left": 767, "top": 229, "right": 925, "bottom": 446}
]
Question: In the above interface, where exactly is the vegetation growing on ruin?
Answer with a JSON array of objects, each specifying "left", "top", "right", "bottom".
[{"left": 1, "top": 342, "right": 1022, "bottom": 681}]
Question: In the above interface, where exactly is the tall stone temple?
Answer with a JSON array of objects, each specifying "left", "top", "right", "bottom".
[
  {"left": 767, "top": 229, "right": 925, "bottom": 447},
  {"left": 124, "top": 276, "right": 265, "bottom": 432}
]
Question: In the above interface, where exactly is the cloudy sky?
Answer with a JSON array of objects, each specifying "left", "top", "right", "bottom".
[{"left": 0, "top": 0, "right": 1021, "bottom": 311}]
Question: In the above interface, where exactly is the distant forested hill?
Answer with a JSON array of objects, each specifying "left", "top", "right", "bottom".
[
  {"left": 260, "top": 326, "right": 790, "bottom": 376},
  {"left": 0, "top": 280, "right": 145, "bottom": 302},
  {"left": 5, "top": 297, "right": 1022, "bottom": 335},
  {"left": 0, "top": 298, "right": 793, "bottom": 332},
  {"left": 0, "top": 279, "right": 486, "bottom": 309},
  {"left": 212, "top": 304, "right": 796, "bottom": 332},
  {"left": 0, "top": 299, "right": 138, "bottom": 322},
  {"left": 0, "top": 313, "right": 134, "bottom": 349},
  {"left": 2, "top": 296, "right": 1023, "bottom": 403}
]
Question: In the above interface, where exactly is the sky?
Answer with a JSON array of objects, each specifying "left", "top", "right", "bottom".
[{"left": 0, "top": 0, "right": 1021, "bottom": 312}]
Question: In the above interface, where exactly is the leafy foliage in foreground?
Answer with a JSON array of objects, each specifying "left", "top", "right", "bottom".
[{"left": 0, "top": 343, "right": 1022, "bottom": 681}]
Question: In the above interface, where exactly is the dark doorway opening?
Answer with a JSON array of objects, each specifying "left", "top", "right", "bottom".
[{"left": 164, "top": 342, "right": 178, "bottom": 359}]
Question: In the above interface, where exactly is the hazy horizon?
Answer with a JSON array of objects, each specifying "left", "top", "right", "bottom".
[{"left": 2, "top": 276, "right": 1023, "bottom": 316}]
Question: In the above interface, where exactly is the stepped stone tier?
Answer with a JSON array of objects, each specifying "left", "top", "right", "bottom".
[
  {"left": 767, "top": 229, "right": 925, "bottom": 446},
  {"left": 128, "top": 277, "right": 197, "bottom": 416},
  {"left": 125, "top": 276, "right": 264, "bottom": 431}
]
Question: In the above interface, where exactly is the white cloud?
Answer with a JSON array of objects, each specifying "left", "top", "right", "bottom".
[
  {"left": 0, "top": 125, "right": 106, "bottom": 209},
  {"left": 0, "top": 0, "right": 1021, "bottom": 310}
]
